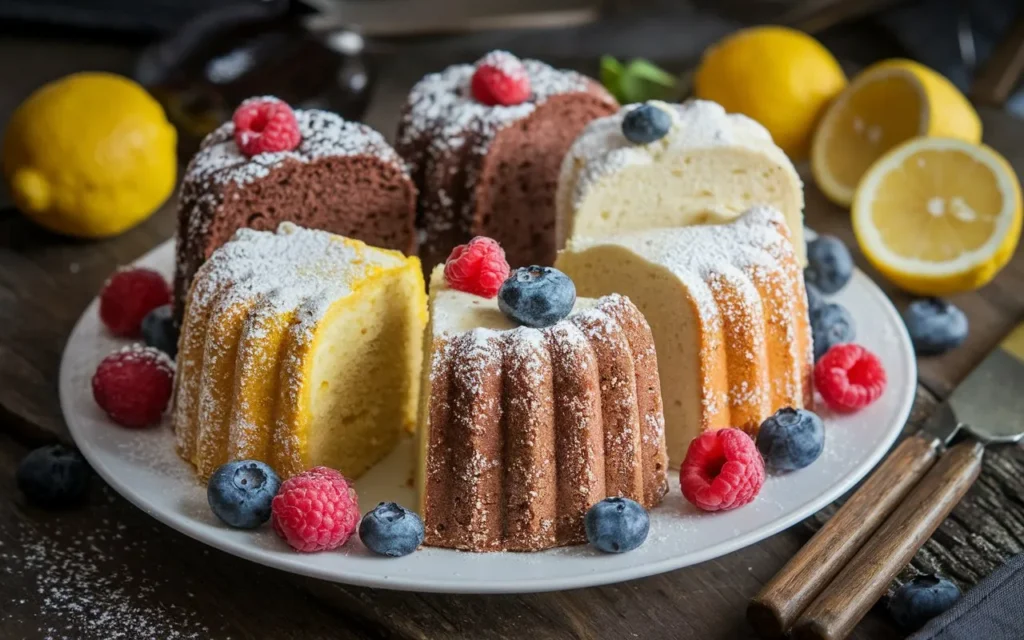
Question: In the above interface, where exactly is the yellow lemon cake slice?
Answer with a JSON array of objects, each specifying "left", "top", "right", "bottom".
[
  {"left": 556, "top": 206, "right": 813, "bottom": 465},
  {"left": 556, "top": 99, "right": 806, "bottom": 262},
  {"left": 173, "top": 222, "right": 427, "bottom": 481},
  {"left": 416, "top": 266, "right": 668, "bottom": 551}
]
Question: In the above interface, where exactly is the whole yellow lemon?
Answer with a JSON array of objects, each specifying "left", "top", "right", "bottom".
[
  {"left": 694, "top": 26, "right": 847, "bottom": 161},
  {"left": 2, "top": 72, "right": 177, "bottom": 238}
]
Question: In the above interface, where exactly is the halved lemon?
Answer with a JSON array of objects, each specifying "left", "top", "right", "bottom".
[
  {"left": 853, "top": 137, "right": 1021, "bottom": 296},
  {"left": 812, "top": 59, "right": 981, "bottom": 207}
]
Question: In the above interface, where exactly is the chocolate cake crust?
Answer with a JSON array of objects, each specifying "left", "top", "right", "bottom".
[
  {"left": 174, "top": 107, "right": 416, "bottom": 317},
  {"left": 396, "top": 57, "right": 617, "bottom": 273}
]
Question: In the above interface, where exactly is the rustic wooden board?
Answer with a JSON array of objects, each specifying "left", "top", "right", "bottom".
[{"left": 1, "top": 31, "right": 1024, "bottom": 640}]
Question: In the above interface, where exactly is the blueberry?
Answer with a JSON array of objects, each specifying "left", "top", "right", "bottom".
[
  {"left": 805, "top": 281, "right": 825, "bottom": 315},
  {"left": 888, "top": 574, "right": 961, "bottom": 631},
  {"left": 207, "top": 460, "right": 281, "bottom": 529},
  {"left": 902, "top": 298, "right": 968, "bottom": 356},
  {"left": 585, "top": 497, "right": 649, "bottom": 553},
  {"left": 17, "top": 444, "right": 91, "bottom": 508},
  {"left": 141, "top": 304, "right": 178, "bottom": 359},
  {"left": 811, "top": 302, "right": 855, "bottom": 361},
  {"left": 756, "top": 408, "right": 825, "bottom": 473},
  {"left": 498, "top": 266, "right": 576, "bottom": 328},
  {"left": 359, "top": 502, "right": 425, "bottom": 557},
  {"left": 621, "top": 103, "right": 672, "bottom": 144},
  {"left": 805, "top": 236, "right": 853, "bottom": 294}
]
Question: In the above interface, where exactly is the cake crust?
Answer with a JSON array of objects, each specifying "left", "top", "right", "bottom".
[
  {"left": 396, "top": 57, "right": 617, "bottom": 271},
  {"left": 174, "top": 106, "right": 417, "bottom": 317},
  {"left": 557, "top": 206, "right": 813, "bottom": 464},
  {"left": 420, "top": 269, "right": 668, "bottom": 552}
]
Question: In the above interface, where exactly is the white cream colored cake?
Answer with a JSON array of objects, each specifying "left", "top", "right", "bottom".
[
  {"left": 555, "top": 206, "right": 813, "bottom": 464},
  {"left": 556, "top": 99, "right": 806, "bottom": 263}
]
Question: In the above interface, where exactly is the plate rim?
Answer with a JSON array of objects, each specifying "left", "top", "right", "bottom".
[{"left": 60, "top": 237, "right": 917, "bottom": 594}]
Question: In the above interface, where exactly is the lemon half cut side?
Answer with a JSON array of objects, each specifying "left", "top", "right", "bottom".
[{"left": 852, "top": 137, "right": 1021, "bottom": 296}]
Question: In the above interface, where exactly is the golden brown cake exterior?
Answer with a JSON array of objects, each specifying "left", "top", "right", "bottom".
[
  {"left": 556, "top": 206, "right": 813, "bottom": 465},
  {"left": 419, "top": 270, "right": 668, "bottom": 552},
  {"left": 174, "top": 223, "right": 426, "bottom": 482}
]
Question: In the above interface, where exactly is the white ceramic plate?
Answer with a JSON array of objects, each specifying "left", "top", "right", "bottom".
[{"left": 60, "top": 239, "right": 917, "bottom": 594}]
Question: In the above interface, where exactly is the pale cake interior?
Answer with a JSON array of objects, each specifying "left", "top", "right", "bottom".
[
  {"left": 307, "top": 267, "right": 426, "bottom": 478},
  {"left": 569, "top": 147, "right": 801, "bottom": 244},
  {"left": 556, "top": 100, "right": 805, "bottom": 263},
  {"left": 557, "top": 206, "right": 812, "bottom": 467},
  {"left": 555, "top": 247, "right": 700, "bottom": 465}
]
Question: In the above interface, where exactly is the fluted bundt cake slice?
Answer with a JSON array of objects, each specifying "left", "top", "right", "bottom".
[
  {"left": 557, "top": 100, "right": 806, "bottom": 263},
  {"left": 174, "top": 97, "right": 417, "bottom": 318},
  {"left": 556, "top": 206, "right": 813, "bottom": 465},
  {"left": 417, "top": 265, "right": 668, "bottom": 552},
  {"left": 396, "top": 51, "right": 617, "bottom": 271},
  {"left": 173, "top": 223, "right": 427, "bottom": 482}
]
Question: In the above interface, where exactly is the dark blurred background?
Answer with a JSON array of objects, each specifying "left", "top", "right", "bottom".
[{"left": 0, "top": 0, "right": 1020, "bottom": 154}]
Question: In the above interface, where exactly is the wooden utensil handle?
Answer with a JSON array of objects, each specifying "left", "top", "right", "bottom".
[
  {"left": 791, "top": 439, "right": 984, "bottom": 640},
  {"left": 748, "top": 433, "right": 940, "bottom": 638}
]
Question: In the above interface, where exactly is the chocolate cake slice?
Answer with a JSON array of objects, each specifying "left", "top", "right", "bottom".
[
  {"left": 396, "top": 52, "right": 617, "bottom": 271},
  {"left": 174, "top": 105, "right": 417, "bottom": 317}
]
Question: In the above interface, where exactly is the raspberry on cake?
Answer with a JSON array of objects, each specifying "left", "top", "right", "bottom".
[
  {"left": 443, "top": 236, "right": 510, "bottom": 298},
  {"left": 471, "top": 51, "right": 531, "bottom": 106},
  {"left": 417, "top": 265, "right": 668, "bottom": 551},
  {"left": 396, "top": 51, "right": 618, "bottom": 271},
  {"left": 557, "top": 206, "right": 814, "bottom": 465},
  {"left": 231, "top": 97, "right": 301, "bottom": 156},
  {"left": 557, "top": 99, "right": 806, "bottom": 264},
  {"left": 174, "top": 97, "right": 417, "bottom": 318}
]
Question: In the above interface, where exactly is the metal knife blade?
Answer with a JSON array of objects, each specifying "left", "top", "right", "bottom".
[{"left": 929, "top": 322, "right": 1024, "bottom": 445}]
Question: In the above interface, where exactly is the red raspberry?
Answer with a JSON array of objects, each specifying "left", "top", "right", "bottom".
[
  {"left": 470, "top": 51, "right": 531, "bottom": 106},
  {"left": 232, "top": 97, "right": 301, "bottom": 156},
  {"left": 271, "top": 467, "right": 359, "bottom": 552},
  {"left": 815, "top": 343, "right": 887, "bottom": 413},
  {"left": 92, "top": 344, "right": 174, "bottom": 428},
  {"left": 444, "top": 236, "right": 510, "bottom": 298},
  {"left": 99, "top": 267, "right": 171, "bottom": 338},
  {"left": 680, "top": 428, "right": 765, "bottom": 512}
]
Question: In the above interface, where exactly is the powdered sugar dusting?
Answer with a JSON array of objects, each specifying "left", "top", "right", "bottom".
[
  {"left": 106, "top": 343, "right": 175, "bottom": 376},
  {"left": 396, "top": 53, "right": 614, "bottom": 264},
  {"left": 186, "top": 102, "right": 405, "bottom": 190},
  {"left": 558, "top": 99, "right": 793, "bottom": 214},
  {"left": 564, "top": 206, "right": 813, "bottom": 443},
  {"left": 2, "top": 524, "right": 208, "bottom": 639},
  {"left": 423, "top": 266, "right": 668, "bottom": 551},
  {"left": 173, "top": 222, "right": 408, "bottom": 478},
  {"left": 398, "top": 56, "right": 592, "bottom": 164}
]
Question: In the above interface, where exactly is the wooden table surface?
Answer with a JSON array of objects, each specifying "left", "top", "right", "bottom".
[{"left": 2, "top": 34, "right": 1024, "bottom": 640}]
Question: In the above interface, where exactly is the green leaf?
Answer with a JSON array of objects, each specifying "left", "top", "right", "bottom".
[
  {"left": 625, "top": 59, "right": 676, "bottom": 88},
  {"left": 599, "top": 56, "right": 679, "bottom": 103},
  {"left": 600, "top": 55, "right": 626, "bottom": 102}
]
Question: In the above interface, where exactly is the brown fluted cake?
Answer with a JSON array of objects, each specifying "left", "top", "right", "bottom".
[
  {"left": 416, "top": 266, "right": 669, "bottom": 552},
  {"left": 396, "top": 51, "right": 617, "bottom": 271},
  {"left": 174, "top": 98, "right": 417, "bottom": 317}
]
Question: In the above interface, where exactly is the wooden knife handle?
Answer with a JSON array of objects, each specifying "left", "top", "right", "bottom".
[
  {"left": 791, "top": 439, "right": 984, "bottom": 640},
  {"left": 747, "top": 434, "right": 940, "bottom": 638}
]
